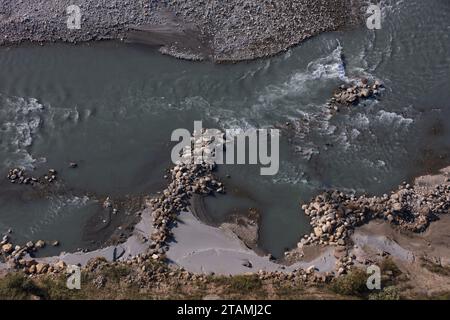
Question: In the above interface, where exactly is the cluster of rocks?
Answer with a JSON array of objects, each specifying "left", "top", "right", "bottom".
[
  {"left": 256, "top": 267, "right": 334, "bottom": 284},
  {"left": 301, "top": 182, "right": 450, "bottom": 248},
  {"left": 7, "top": 168, "right": 36, "bottom": 185},
  {"left": 0, "top": 234, "right": 59, "bottom": 262},
  {"left": 296, "top": 181, "right": 450, "bottom": 275},
  {"left": 0, "top": 228, "right": 99, "bottom": 277},
  {"left": 327, "top": 79, "right": 383, "bottom": 111},
  {"left": 6, "top": 168, "right": 58, "bottom": 185},
  {"left": 333, "top": 246, "right": 356, "bottom": 275},
  {"left": 1, "top": 237, "right": 54, "bottom": 254},
  {"left": 43, "top": 169, "right": 58, "bottom": 183},
  {"left": 148, "top": 131, "right": 226, "bottom": 258},
  {"left": 140, "top": 130, "right": 342, "bottom": 282},
  {"left": 0, "top": 0, "right": 363, "bottom": 62},
  {"left": 17, "top": 259, "right": 67, "bottom": 275}
]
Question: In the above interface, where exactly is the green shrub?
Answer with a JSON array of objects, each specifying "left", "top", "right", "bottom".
[
  {"left": 369, "top": 286, "right": 400, "bottom": 300},
  {"left": 331, "top": 269, "right": 369, "bottom": 297},
  {"left": 0, "top": 273, "right": 46, "bottom": 300},
  {"left": 39, "top": 275, "right": 85, "bottom": 300}
]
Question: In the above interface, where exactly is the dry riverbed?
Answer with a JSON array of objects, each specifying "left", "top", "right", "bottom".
[{"left": 0, "top": 0, "right": 363, "bottom": 62}]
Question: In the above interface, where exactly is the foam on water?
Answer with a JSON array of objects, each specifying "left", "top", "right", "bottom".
[
  {"left": 376, "top": 110, "right": 413, "bottom": 128},
  {"left": 308, "top": 43, "right": 348, "bottom": 82},
  {"left": 259, "top": 43, "right": 348, "bottom": 108},
  {"left": 0, "top": 95, "right": 46, "bottom": 169},
  {"left": 0, "top": 94, "right": 87, "bottom": 170},
  {"left": 193, "top": 43, "right": 350, "bottom": 134}
]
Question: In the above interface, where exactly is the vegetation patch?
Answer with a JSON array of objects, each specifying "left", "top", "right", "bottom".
[
  {"left": 330, "top": 268, "right": 369, "bottom": 298},
  {"left": 0, "top": 273, "right": 46, "bottom": 300},
  {"left": 369, "top": 286, "right": 400, "bottom": 300}
]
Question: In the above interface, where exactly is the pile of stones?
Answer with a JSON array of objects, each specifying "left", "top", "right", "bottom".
[
  {"left": 7, "top": 168, "right": 36, "bottom": 185},
  {"left": 296, "top": 181, "right": 450, "bottom": 275},
  {"left": 300, "top": 182, "right": 450, "bottom": 248},
  {"left": 148, "top": 131, "right": 226, "bottom": 259},
  {"left": 1, "top": 235, "right": 64, "bottom": 273},
  {"left": 1, "top": 237, "right": 44, "bottom": 259},
  {"left": 327, "top": 79, "right": 383, "bottom": 111},
  {"left": 43, "top": 169, "right": 58, "bottom": 183},
  {"left": 6, "top": 168, "right": 58, "bottom": 185},
  {"left": 17, "top": 259, "right": 67, "bottom": 275}
]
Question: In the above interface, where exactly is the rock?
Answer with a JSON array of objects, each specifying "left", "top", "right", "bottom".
[
  {"left": 28, "top": 265, "right": 36, "bottom": 274},
  {"left": 1, "top": 243, "right": 13, "bottom": 253},
  {"left": 313, "top": 227, "right": 323, "bottom": 237},
  {"left": 69, "top": 162, "right": 78, "bottom": 168},
  {"left": 328, "top": 79, "right": 381, "bottom": 111},
  {"left": 52, "top": 240, "right": 59, "bottom": 247},
  {"left": 35, "top": 240, "right": 45, "bottom": 249},
  {"left": 103, "top": 197, "right": 112, "bottom": 208},
  {"left": 306, "top": 265, "right": 316, "bottom": 274},
  {"left": 35, "top": 263, "right": 48, "bottom": 274},
  {"left": 54, "top": 261, "right": 66, "bottom": 270},
  {"left": 360, "top": 88, "right": 370, "bottom": 98}
]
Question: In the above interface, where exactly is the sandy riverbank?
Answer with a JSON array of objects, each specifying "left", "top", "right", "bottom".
[
  {"left": 1, "top": 166, "right": 450, "bottom": 299},
  {"left": 0, "top": 0, "right": 363, "bottom": 62},
  {"left": 2, "top": 208, "right": 332, "bottom": 276}
]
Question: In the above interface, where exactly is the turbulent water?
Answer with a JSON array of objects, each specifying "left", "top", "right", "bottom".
[{"left": 0, "top": 0, "right": 449, "bottom": 257}]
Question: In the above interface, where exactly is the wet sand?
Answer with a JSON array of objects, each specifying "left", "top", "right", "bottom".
[
  {"left": 166, "top": 211, "right": 335, "bottom": 275},
  {"left": 8, "top": 209, "right": 333, "bottom": 275},
  {"left": 36, "top": 207, "right": 153, "bottom": 266}
]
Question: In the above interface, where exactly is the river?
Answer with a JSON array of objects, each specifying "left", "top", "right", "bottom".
[{"left": 0, "top": 0, "right": 449, "bottom": 258}]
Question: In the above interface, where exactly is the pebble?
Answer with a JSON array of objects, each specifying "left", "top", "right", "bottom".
[{"left": 0, "top": 1, "right": 362, "bottom": 62}]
